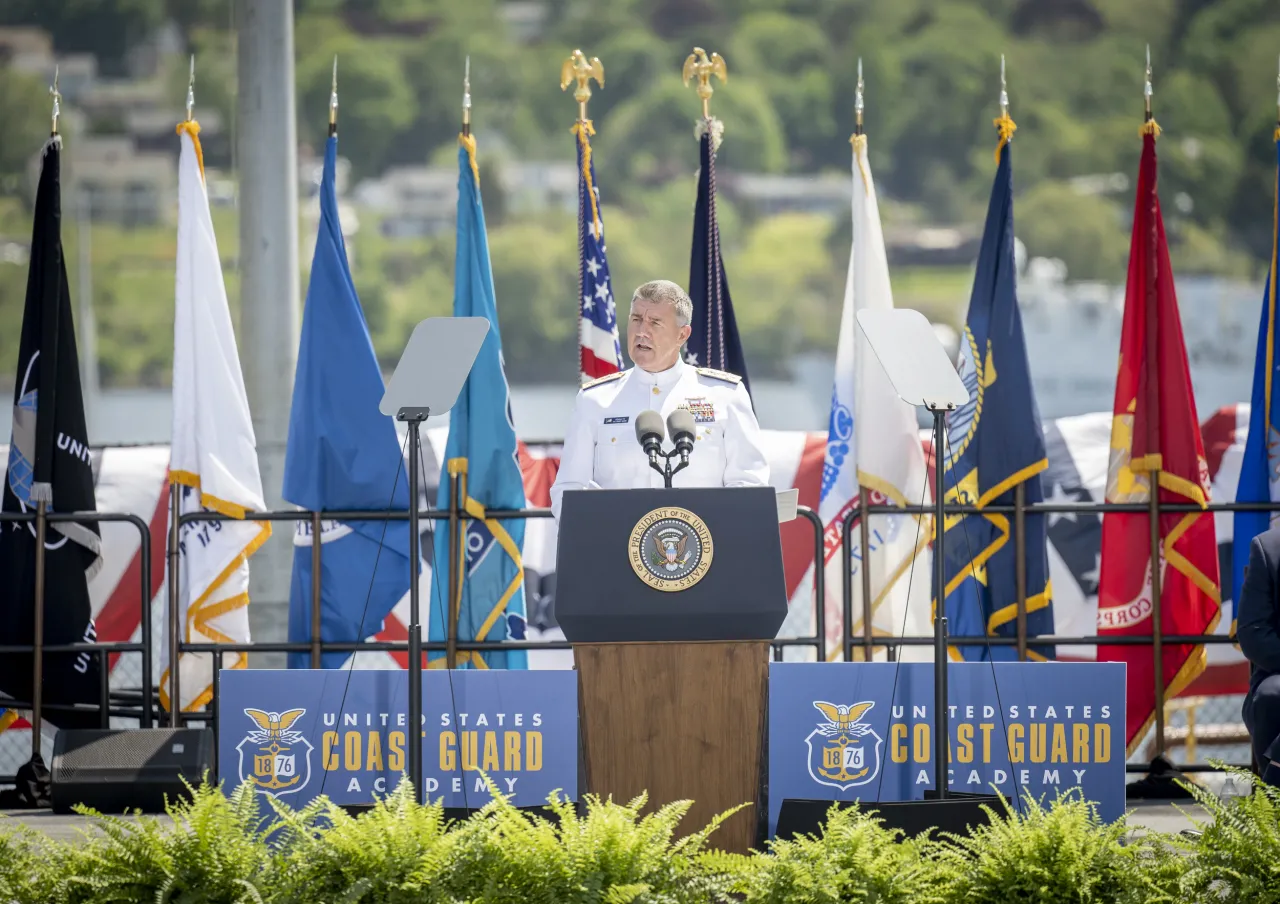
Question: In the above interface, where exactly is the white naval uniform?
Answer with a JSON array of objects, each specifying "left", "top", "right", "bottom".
[{"left": 549, "top": 357, "right": 769, "bottom": 520}]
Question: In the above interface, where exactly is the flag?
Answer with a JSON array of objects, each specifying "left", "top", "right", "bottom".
[
  {"left": 1232, "top": 129, "right": 1280, "bottom": 639},
  {"left": 0, "top": 135, "right": 104, "bottom": 730},
  {"left": 427, "top": 134, "right": 527, "bottom": 670},
  {"left": 162, "top": 119, "right": 271, "bottom": 711},
  {"left": 934, "top": 116, "right": 1055, "bottom": 662},
  {"left": 818, "top": 132, "right": 932, "bottom": 661},
  {"left": 1096, "top": 120, "right": 1221, "bottom": 754},
  {"left": 686, "top": 119, "right": 750, "bottom": 395},
  {"left": 282, "top": 132, "right": 415, "bottom": 670},
  {"left": 574, "top": 121, "right": 623, "bottom": 382}
]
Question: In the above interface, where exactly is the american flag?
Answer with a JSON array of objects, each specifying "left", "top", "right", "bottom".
[{"left": 575, "top": 123, "right": 624, "bottom": 381}]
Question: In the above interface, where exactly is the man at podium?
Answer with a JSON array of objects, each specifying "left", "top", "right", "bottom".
[{"left": 550, "top": 279, "right": 768, "bottom": 520}]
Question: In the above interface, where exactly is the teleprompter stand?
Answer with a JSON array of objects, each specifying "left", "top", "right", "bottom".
[
  {"left": 849, "top": 307, "right": 1001, "bottom": 836},
  {"left": 380, "top": 316, "right": 489, "bottom": 800}
]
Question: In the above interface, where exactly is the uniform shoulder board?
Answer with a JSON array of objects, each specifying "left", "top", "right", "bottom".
[
  {"left": 696, "top": 366, "right": 742, "bottom": 385},
  {"left": 581, "top": 371, "right": 625, "bottom": 391}
]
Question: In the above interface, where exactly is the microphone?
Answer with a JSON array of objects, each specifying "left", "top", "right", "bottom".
[
  {"left": 635, "top": 411, "right": 666, "bottom": 470},
  {"left": 666, "top": 409, "right": 696, "bottom": 466}
]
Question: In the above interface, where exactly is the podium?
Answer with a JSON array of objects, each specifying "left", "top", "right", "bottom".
[{"left": 556, "top": 486, "right": 788, "bottom": 853}]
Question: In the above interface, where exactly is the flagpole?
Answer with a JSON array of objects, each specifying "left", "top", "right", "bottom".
[
  {"left": 309, "top": 58, "right": 338, "bottom": 670},
  {"left": 852, "top": 59, "right": 877, "bottom": 662},
  {"left": 167, "top": 57, "right": 198, "bottom": 724},
  {"left": 29, "top": 67, "right": 63, "bottom": 763},
  {"left": 1141, "top": 44, "right": 1167, "bottom": 762}
]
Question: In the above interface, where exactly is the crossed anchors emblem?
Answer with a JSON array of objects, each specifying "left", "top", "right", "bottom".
[{"left": 806, "top": 701, "right": 883, "bottom": 790}]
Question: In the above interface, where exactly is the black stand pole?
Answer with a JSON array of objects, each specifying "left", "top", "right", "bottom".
[
  {"left": 930, "top": 404, "right": 950, "bottom": 798},
  {"left": 399, "top": 406, "right": 429, "bottom": 801}
]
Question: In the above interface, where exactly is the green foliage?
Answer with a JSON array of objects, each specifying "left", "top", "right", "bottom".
[
  {"left": 15, "top": 773, "right": 1280, "bottom": 904},
  {"left": 922, "top": 789, "right": 1159, "bottom": 904},
  {"left": 58, "top": 776, "right": 275, "bottom": 904},
  {"left": 726, "top": 802, "right": 936, "bottom": 904},
  {"left": 1174, "top": 766, "right": 1280, "bottom": 903}
]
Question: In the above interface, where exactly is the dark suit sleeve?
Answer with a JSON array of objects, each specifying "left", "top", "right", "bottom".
[{"left": 1238, "top": 535, "right": 1280, "bottom": 673}]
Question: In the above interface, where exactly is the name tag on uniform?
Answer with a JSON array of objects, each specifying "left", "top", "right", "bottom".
[
  {"left": 682, "top": 398, "right": 716, "bottom": 424},
  {"left": 604, "top": 416, "right": 629, "bottom": 425}
]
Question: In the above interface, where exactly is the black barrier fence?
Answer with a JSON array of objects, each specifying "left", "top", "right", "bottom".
[{"left": 0, "top": 493, "right": 1272, "bottom": 781}]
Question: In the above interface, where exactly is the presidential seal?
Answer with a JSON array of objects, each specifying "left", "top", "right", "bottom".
[{"left": 628, "top": 506, "right": 713, "bottom": 591}]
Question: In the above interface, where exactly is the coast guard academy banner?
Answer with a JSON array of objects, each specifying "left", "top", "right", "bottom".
[
  {"left": 767, "top": 662, "right": 1126, "bottom": 838},
  {"left": 219, "top": 669, "right": 576, "bottom": 808}
]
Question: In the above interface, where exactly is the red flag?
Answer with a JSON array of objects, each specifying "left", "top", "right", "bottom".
[{"left": 1096, "top": 124, "right": 1221, "bottom": 755}]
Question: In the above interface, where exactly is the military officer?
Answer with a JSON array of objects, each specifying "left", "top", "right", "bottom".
[
  {"left": 550, "top": 278, "right": 769, "bottom": 521},
  {"left": 1238, "top": 524, "right": 1280, "bottom": 784}
]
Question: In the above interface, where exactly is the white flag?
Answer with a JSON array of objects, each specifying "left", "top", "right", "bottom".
[
  {"left": 161, "top": 120, "right": 271, "bottom": 712},
  {"left": 817, "top": 133, "right": 932, "bottom": 660}
]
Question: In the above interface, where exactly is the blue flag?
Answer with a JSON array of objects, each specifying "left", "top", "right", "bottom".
[
  {"left": 427, "top": 136, "right": 527, "bottom": 670},
  {"left": 1233, "top": 136, "right": 1280, "bottom": 636},
  {"left": 686, "top": 125, "right": 750, "bottom": 396},
  {"left": 282, "top": 134, "right": 415, "bottom": 669},
  {"left": 935, "top": 133, "right": 1055, "bottom": 661}
]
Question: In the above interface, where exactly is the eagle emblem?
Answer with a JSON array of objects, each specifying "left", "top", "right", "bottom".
[
  {"left": 628, "top": 508, "right": 713, "bottom": 591},
  {"left": 650, "top": 527, "right": 692, "bottom": 572},
  {"left": 804, "top": 700, "right": 883, "bottom": 791},
  {"left": 235, "top": 707, "right": 313, "bottom": 796}
]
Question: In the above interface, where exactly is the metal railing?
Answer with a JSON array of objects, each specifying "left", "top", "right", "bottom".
[{"left": 3, "top": 490, "right": 1271, "bottom": 778}]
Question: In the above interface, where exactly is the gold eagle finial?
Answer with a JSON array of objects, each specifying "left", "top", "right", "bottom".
[
  {"left": 682, "top": 47, "right": 726, "bottom": 120},
  {"left": 561, "top": 49, "right": 604, "bottom": 122}
]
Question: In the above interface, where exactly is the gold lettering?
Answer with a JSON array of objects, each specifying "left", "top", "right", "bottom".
[
  {"left": 1073, "top": 723, "right": 1090, "bottom": 762},
  {"left": 504, "top": 731, "right": 521, "bottom": 770},
  {"left": 322, "top": 731, "right": 339, "bottom": 771},
  {"left": 388, "top": 732, "right": 405, "bottom": 772},
  {"left": 956, "top": 724, "right": 973, "bottom": 763},
  {"left": 461, "top": 731, "right": 479, "bottom": 771},
  {"left": 1094, "top": 723, "right": 1110, "bottom": 763},
  {"left": 979, "top": 723, "right": 994, "bottom": 763},
  {"left": 366, "top": 731, "right": 384, "bottom": 772},
  {"left": 1030, "top": 724, "right": 1047, "bottom": 763},
  {"left": 913, "top": 723, "right": 930, "bottom": 763},
  {"left": 482, "top": 732, "right": 500, "bottom": 772},
  {"left": 891, "top": 724, "right": 908, "bottom": 763},
  {"left": 344, "top": 731, "right": 361, "bottom": 771},
  {"left": 527, "top": 732, "right": 542, "bottom": 771},
  {"left": 1009, "top": 724, "right": 1024, "bottom": 763},
  {"left": 439, "top": 731, "right": 456, "bottom": 771}
]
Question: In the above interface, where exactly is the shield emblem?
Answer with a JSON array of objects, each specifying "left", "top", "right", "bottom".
[
  {"left": 804, "top": 727, "right": 884, "bottom": 791},
  {"left": 236, "top": 733, "right": 313, "bottom": 797}
]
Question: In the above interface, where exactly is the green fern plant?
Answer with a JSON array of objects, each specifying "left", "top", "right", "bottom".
[
  {"left": 714, "top": 802, "right": 937, "bottom": 904},
  {"left": 0, "top": 816, "right": 73, "bottom": 904},
  {"left": 266, "top": 777, "right": 458, "bottom": 904},
  {"left": 437, "top": 774, "right": 744, "bottom": 904},
  {"left": 921, "top": 789, "right": 1153, "bottom": 904},
  {"left": 1172, "top": 765, "right": 1280, "bottom": 903},
  {"left": 58, "top": 774, "right": 274, "bottom": 904}
]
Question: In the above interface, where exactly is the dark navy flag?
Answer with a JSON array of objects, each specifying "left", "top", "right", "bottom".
[
  {"left": 1233, "top": 135, "right": 1280, "bottom": 638},
  {"left": 934, "top": 134, "right": 1055, "bottom": 661},
  {"left": 575, "top": 123, "right": 623, "bottom": 381},
  {"left": 0, "top": 136, "right": 103, "bottom": 730},
  {"left": 686, "top": 125, "right": 750, "bottom": 397},
  {"left": 282, "top": 134, "right": 415, "bottom": 669}
]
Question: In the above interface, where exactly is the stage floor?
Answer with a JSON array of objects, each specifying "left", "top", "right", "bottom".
[{"left": 0, "top": 800, "right": 1210, "bottom": 845}]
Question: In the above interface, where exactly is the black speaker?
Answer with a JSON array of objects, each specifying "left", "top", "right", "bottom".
[
  {"left": 776, "top": 791, "right": 1000, "bottom": 841},
  {"left": 51, "top": 728, "right": 215, "bottom": 814}
]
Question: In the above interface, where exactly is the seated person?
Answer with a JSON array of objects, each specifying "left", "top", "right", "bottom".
[{"left": 1237, "top": 525, "right": 1280, "bottom": 784}]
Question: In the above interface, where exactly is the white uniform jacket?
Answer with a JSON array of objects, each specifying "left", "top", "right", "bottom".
[{"left": 549, "top": 357, "right": 770, "bottom": 520}]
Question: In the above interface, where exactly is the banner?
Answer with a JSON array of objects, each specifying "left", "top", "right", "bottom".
[
  {"left": 219, "top": 669, "right": 577, "bottom": 808},
  {"left": 767, "top": 662, "right": 1126, "bottom": 838}
]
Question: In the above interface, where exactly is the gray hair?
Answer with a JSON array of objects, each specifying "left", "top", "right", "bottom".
[{"left": 631, "top": 279, "right": 693, "bottom": 327}]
